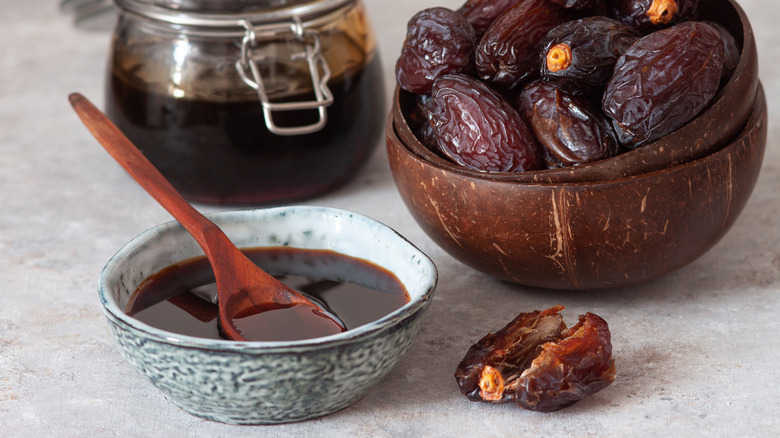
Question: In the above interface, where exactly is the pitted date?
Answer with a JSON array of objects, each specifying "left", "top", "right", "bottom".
[
  {"left": 425, "top": 74, "right": 542, "bottom": 172},
  {"left": 519, "top": 80, "right": 619, "bottom": 167},
  {"left": 395, "top": 8, "right": 476, "bottom": 95},
  {"left": 610, "top": 0, "right": 699, "bottom": 33},
  {"left": 454, "top": 305, "right": 616, "bottom": 412},
  {"left": 602, "top": 21, "right": 724, "bottom": 147},
  {"left": 540, "top": 16, "right": 640, "bottom": 95},
  {"left": 476, "top": 0, "right": 574, "bottom": 89},
  {"left": 457, "top": 0, "right": 521, "bottom": 38}
]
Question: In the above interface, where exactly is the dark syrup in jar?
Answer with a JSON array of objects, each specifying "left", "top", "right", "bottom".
[
  {"left": 125, "top": 247, "right": 410, "bottom": 341},
  {"left": 105, "top": 57, "right": 385, "bottom": 206}
]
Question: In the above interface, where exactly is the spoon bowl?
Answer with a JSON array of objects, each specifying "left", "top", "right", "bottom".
[{"left": 69, "top": 93, "right": 344, "bottom": 340}]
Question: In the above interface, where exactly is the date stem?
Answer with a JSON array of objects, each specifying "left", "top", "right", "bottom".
[
  {"left": 648, "top": 0, "right": 678, "bottom": 25},
  {"left": 479, "top": 366, "right": 506, "bottom": 401},
  {"left": 546, "top": 43, "right": 573, "bottom": 72}
]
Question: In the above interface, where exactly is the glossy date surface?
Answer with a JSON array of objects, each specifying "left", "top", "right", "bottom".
[
  {"left": 519, "top": 79, "right": 619, "bottom": 167},
  {"left": 548, "top": 0, "right": 604, "bottom": 10},
  {"left": 705, "top": 20, "right": 740, "bottom": 85},
  {"left": 475, "top": 0, "right": 573, "bottom": 89},
  {"left": 610, "top": 0, "right": 699, "bottom": 33},
  {"left": 602, "top": 21, "right": 724, "bottom": 147},
  {"left": 395, "top": 7, "right": 476, "bottom": 95},
  {"left": 454, "top": 305, "right": 616, "bottom": 412},
  {"left": 425, "top": 74, "right": 542, "bottom": 172},
  {"left": 540, "top": 16, "right": 640, "bottom": 95},
  {"left": 457, "top": 0, "right": 521, "bottom": 37}
]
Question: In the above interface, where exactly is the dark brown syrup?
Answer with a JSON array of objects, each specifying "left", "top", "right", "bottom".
[
  {"left": 105, "top": 57, "right": 385, "bottom": 206},
  {"left": 125, "top": 247, "right": 410, "bottom": 341}
]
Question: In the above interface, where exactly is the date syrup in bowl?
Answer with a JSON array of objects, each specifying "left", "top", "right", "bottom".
[
  {"left": 126, "top": 247, "right": 411, "bottom": 341},
  {"left": 97, "top": 207, "right": 437, "bottom": 424}
]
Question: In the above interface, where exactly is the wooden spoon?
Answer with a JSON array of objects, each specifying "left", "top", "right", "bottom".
[{"left": 69, "top": 93, "right": 345, "bottom": 341}]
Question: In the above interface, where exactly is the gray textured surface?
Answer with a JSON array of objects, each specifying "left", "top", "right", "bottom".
[{"left": 1, "top": 0, "right": 778, "bottom": 436}]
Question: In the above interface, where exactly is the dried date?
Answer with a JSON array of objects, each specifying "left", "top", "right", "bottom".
[
  {"left": 408, "top": 96, "right": 443, "bottom": 155},
  {"left": 395, "top": 8, "right": 476, "bottom": 95},
  {"left": 425, "top": 74, "right": 542, "bottom": 172},
  {"left": 519, "top": 79, "right": 619, "bottom": 167},
  {"left": 547, "top": 0, "right": 604, "bottom": 10},
  {"left": 415, "top": 119, "right": 442, "bottom": 155},
  {"left": 602, "top": 21, "right": 724, "bottom": 147},
  {"left": 704, "top": 21, "right": 740, "bottom": 86},
  {"left": 457, "top": 0, "right": 521, "bottom": 38},
  {"left": 476, "top": 0, "right": 574, "bottom": 89},
  {"left": 610, "top": 0, "right": 699, "bottom": 33},
  {"left": 540, "top": 16, "right": 640, "bottom": 95},
  {"left": 454, "top": 305, "right": 616, "bottom": 412}
]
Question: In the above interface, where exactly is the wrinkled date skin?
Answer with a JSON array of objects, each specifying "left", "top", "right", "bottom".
[
  {"left": 425, "top": 74, "right": 543, "bottom": 172},
  {"left": 395, "top": 8, "right": 476, "bottom": 95},
  {"left": 610, "top": 0, "right": 699, "bottom": 33},
  {"left": 519, "top": 79, "right": 619, "bottom": 167},
  {"left": 457, "top": 0, "right": 521, "bottom": 38},
  {"left": 476, "top": 0, "right": 574, "bottom": 89},
  {"left": 705, "top": 20, "right": 740, "bottom": 86},
  {"left": 405, "top": 96, "right": 442, "bottom": 155},
  {"left": 602, "top": 21, "right": 724, "bottom": 147},
  {"left": 548, "top": 0, "right": 604, "bottom": 10},
  {"left": 540, "top": 16, "right": 640, "bottom": 95},
  {"left": 454, "top": 305, "right": 616, "bottom": 412}
]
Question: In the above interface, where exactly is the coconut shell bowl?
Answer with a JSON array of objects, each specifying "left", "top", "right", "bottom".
[{"left": 387, "top": 0, "right": 766, "bottom": 290}]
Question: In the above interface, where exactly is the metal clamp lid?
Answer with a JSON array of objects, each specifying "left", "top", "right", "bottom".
[
  {"left": 114, "top": 0, "right": 352, "bottom": 135},
  {"left": 236, "top": 17, "right": 333, "bottom": 136},
  {"left": 114, "top": 0, "right": 354, "bottom": 32}
]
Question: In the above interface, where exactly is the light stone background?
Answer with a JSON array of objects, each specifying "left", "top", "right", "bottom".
[{"left": 1, "top": 0, "right": 778, "bottom": 436}]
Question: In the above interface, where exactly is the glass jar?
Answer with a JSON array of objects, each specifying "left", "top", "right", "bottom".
[{"left": 105, "top": 0, "right": 385, "bottom": 205}]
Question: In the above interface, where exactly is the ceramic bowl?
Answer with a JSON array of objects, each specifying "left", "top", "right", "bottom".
[
  {"left": 393, "top": 0, "right": 758, "bottom": 183},
  {"left": 387, "top": 84, "right": 766, "bottom": 290},
  {"left": 98, "top": 206, "right": 437, "bottom": 424}
]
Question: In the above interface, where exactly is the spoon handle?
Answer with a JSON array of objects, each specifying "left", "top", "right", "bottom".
[
  {"left": 68, "top": 93, "right": 235, "bottom": 262},
  {"left": 70, "top": 93, "right": 346, "bottom": 340}
]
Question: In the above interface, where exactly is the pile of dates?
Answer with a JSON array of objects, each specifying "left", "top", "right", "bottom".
[{"left": 396, "top": 0, "right": 740, "bottom": 172}]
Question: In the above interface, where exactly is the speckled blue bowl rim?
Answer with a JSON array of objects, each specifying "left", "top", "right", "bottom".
[{"left": 98, "top": 206, "right": 438, "bottom": 353}]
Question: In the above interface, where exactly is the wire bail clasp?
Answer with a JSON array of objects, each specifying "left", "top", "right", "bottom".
[{"left": 236, "top": 17, "right": 333, "bottom": 136}]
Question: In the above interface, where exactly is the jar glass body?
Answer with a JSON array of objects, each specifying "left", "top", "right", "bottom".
[{"left": 105, "top": 0, "right": 385, "bottom": 205}]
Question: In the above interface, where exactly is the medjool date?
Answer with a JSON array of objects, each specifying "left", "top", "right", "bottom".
[
  {"left": 454, "top": 305, "right": 616, "bottom": 412},
  {"left": 425, "top": 74, "right": 542, "bottom": 172},
  {"left": 548, "top": 0, "right": 604, "bottom": 10},
  {"left": 602, "top": 21, "right": 724, "bottom": 147},
  {"left": 457, "top": 0, "right": 521, "bottom": 38},
  {"left": 395, "top": 8, "right": 476, "bottom": 95},
  {"left": 540, "top": 16, "right": 640, "bottom": 95},
  {"left": 405, "top": 96, "right": 442, "bottom": 154},
  {"left": 704, "top": 20, "right": 740, "bottom": 86},
  {"left": 476, "top": 0, "right": 574, "bottom": 89},
  {"left": 519, "top": 79, "right": 619, "bottom": 167},
  {"left": 610, "top": 0, "right": 699, "bottom": 33}
]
